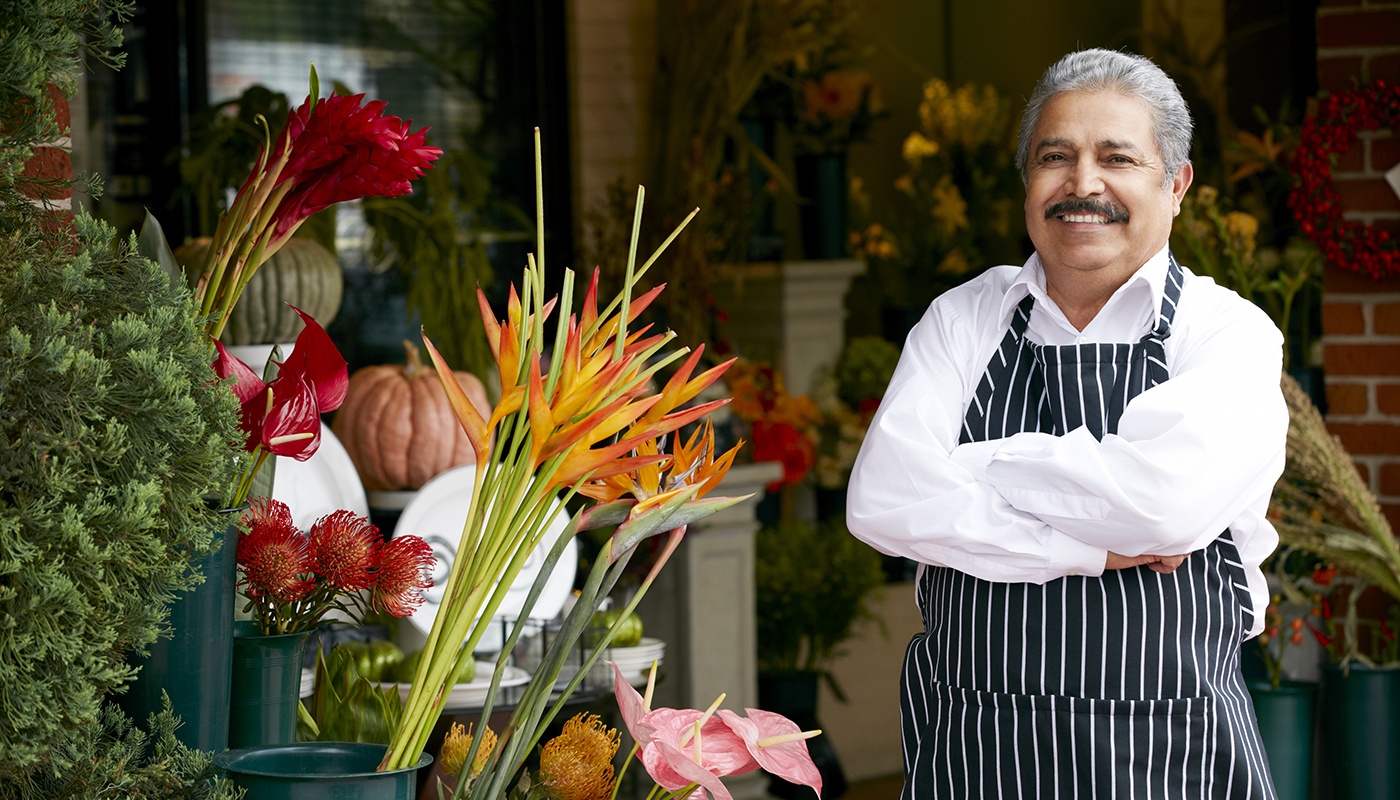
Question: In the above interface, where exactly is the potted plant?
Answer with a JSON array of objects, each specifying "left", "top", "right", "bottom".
[{"left": 754, "top": 516, "right": 886, "bottom": 799}]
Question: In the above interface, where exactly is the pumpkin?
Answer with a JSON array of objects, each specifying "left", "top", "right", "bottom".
[
  {"left": 332, "top": 340, "right": 493, "bottom": 492},
  {"left": 173, "top": 236, "right": 344, "bottom": 345}
]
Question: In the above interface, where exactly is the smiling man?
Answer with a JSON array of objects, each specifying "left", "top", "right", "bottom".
[{"left": 847, "top": 49, "right": 1286, "bottom": 798}]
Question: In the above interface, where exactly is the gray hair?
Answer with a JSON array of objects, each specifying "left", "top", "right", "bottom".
[{"left": 1015, "top": 48, "right": 1193, "bottom": 187}]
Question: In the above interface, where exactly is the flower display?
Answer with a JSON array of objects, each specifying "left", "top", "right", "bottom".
[
  {"left": 210, "top": 306, "right": 349, "bottom": 506},
  {"left": 725, "top": 360, "right": 820, "bottom": 491},
  {"left": 378, "top": 134, "right": 750, "bottom": 785},
  {"left": 236, "top": 497, "right": 433, "bottom": 635},
  {"left": 192, "top": 66, "right": 442, "bottom": 341},
  {"left": 611, "top": 661, "right": 822, "bottom": 800},
  {"left": 1288, "top": 78, "right": 1400, "bottom": 279},
  {"left": 792, "top": 69, "right": 885, "bottom": 155},
  {"left": 849, "top": 77, "right": 1023, "bottom": 340}
]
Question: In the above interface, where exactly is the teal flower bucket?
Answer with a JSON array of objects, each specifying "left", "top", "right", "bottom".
[{"left": 214, "top": 742, "right": 431, "bottom": 799}]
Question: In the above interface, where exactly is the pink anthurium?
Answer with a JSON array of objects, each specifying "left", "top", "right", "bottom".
[{"left": 717, "top": 708, "right": 824, "bottom": 797}]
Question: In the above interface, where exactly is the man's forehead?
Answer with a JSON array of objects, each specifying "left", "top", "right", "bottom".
[{"left": 1031, "top": 92, "right": 1158, "bottom": 154}]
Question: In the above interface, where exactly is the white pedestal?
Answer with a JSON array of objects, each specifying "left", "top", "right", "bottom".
[{"left": 712, "top": 259, "right": 865, "bottom": 395}]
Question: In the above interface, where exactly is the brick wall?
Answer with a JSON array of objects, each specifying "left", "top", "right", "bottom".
[
  {"left": 1316, "top": 1, "right": 1400, "bottom": 528},
  {"left": 18, "top": 84, "right": 74, "bottom": 228}
]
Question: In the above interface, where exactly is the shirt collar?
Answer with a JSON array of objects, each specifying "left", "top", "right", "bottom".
[{"left": 996, "top": 245, "right": 1173, "bottom": 331}]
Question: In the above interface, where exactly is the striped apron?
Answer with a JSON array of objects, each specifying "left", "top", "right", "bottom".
[{"left": 900, "top": 257, "right": 1276, "bottom": 799}]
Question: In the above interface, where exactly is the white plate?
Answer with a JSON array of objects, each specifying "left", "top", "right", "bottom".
[
  {"left": 300, "top": 667, "right": 315, "bottom": 699},
  {"left": 379, "top": 661, "right": 530, "bottom": 709},
  {"left": 271, "top": 426, "right": 369, "bottom": 531},
  {"left": 392, "top": 466, "right": 577, "bottom": 652}
]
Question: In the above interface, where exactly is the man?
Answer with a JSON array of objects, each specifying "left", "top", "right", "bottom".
[{"left": 847, "top": 48, "right": 1286, "bottom": 798}]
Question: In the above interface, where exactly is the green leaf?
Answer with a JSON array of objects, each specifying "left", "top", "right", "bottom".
[{"left": 137, "top": 209, "right": 184, "bottom": 288}]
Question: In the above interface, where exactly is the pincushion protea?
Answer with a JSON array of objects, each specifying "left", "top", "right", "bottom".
[{"left": 236, "top": 497, "right": 433, "bottom": 635}]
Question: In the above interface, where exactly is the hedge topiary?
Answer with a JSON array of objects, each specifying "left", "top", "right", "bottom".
[{"left": 0, "top": 213, "right": 242, "bottom": 776}]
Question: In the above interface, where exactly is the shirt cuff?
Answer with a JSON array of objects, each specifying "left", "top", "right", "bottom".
[
  {"left": 949, "top": 439, "right": 1002, "bottom": 482},
  {"left": 1049, "top": 533, "right": 1108, "bottom": 578}
]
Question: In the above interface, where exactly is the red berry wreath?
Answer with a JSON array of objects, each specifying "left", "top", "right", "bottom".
[{"left": 1289, "top": 79, "right": 1400, "bottom": 279}]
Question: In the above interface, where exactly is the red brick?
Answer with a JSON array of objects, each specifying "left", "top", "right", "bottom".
[
  {"left": 1324, "top": 342, "right": 1400, "bottom": 375},
  {"left": 1357, "top": 460, "right": 1372, "bottom": 485},
  {"left": 1375, "top": 133, "right": 1400, "bottom": 175},
  {"left": 1378, "top": 383, "right": 1400, "bottom": 415},
  {"left": 1325, "top": 267, "right": 1400, "bottom": 293},
  {"left": 1327, "top": 381, "right": 1371, "bottom": 414},
  {"left": 1334, "top": 176, "right": 1400, "bottom": 213},
  {"left": 1327, "top": 421, "right": 1400, "bottom": 454},
  {"left": 1318, "top": 55, "right": 1366, "bottom": 94},
  {"left": 1318, "top": 10, "right": 1400, "bottom": 49},
  {"left": 1371, "top": 52, "right": 1400, "bottom": 86},
  {"left": 1384, "top": 502, "right": 1400, "bottom": 533},
  {"left": 45, "top": 85, "right": 68, "bottom": 131},
  {"left": 18, "top": 147, "right": 71, "bottom": 201},
  {"left": 1381, "top": 462, "right": 1400, "bottom": 496},
  {"left": 1337, "top": 141, "right": 1368, "bottom": 173},
  {"left": 1378, "top": 302, "right": 1400, "bottom": 336},
  {"left": 1323, "top": 300, "right": 1367, "bottom": 335}
]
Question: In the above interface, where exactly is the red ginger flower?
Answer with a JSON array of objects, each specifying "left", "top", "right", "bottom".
[
  {"left": 237, "top": 498, "right": 313, "bottom": 603},
  {"left": 308, "top": 509, "right": 381, "bottom": 592},
  {"left": 257, "top": 92, "right": 443, "bottom": 242},
  {"left": 373, "top": 536, "right": 435, "bottom": 617}
]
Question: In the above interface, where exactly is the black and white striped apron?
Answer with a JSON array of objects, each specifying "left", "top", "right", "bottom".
[{"left": 900, "top": 257, "right": 1276, "bottom": 799}]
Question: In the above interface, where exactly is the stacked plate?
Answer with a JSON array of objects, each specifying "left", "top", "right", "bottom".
[
  {"left": 597, "top": 637, "right": 666, "bottom": 688},
  {"left": 377, "top": 661, "right": 531, "bottom": 710}
]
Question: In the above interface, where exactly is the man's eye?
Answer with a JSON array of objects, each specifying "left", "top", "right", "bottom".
[
  {"left": 1042, "top": 153, "right": 1066, "bottom": 163},
  {"left": 1107, "top": 155, "right": 1134, "bottom": 165}
]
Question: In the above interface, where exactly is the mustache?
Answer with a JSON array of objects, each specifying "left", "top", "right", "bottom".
[{"left": 1045, "top": 199, "right": 1129, "bottom": 223}]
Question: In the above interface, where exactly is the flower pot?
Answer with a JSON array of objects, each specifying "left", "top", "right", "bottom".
[
  {"left": 1321, "top": 662, "right": 1400, "bottom": 799},
  {"left": 214, "top": 741, "right": 431, "bottom": 799},
  {"left": 1247, "top": 680, "right": 1316, "bottom": 800},
  {"left": 117, "top": 510, "right": 240, "bottom": 752},
  {"left": 758, "top": 671, "right": 848, "bottom": 800},
  {"left": 794, "top": 152, "right": 849, "bottom": 261},
  {"left": 229, "top": 621, "right": 311, "bottom": 748}
]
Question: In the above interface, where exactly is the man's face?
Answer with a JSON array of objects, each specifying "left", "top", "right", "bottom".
[{"left": 1023, "top": 90, "right": 1192, "bottom": 282}]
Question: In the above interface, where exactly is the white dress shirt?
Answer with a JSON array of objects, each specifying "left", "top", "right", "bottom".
[{"left": 846, "top": 246, "right": 1286, "bottom": 637}]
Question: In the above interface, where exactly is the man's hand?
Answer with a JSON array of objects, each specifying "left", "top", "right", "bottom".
[{"left": 1106, "top": 552, "right": 1191, "bottom": 574}]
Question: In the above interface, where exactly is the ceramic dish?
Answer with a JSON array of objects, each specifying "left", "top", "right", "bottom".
[
  {"left": 271, "top": 426, "right": 369, "bottom": 531},
  {"left": 392, "top": 465, "right": 577, "bottom": 653}
]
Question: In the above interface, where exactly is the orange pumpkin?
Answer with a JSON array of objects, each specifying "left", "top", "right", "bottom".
[{"left": 333, "top": 340, "right": 492, "bottom": 492}]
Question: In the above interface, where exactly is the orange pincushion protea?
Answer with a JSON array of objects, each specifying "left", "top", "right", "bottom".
[
  {"left": 371, "top": 536, "right": 434, "bottom": 617},
  {"left": 538, "top": 714, "right": 620, "bottom": 800},
  {"left": 237, "top": 500, "right": 314, "bottom": 604},
  {"left": 307, "top": 509, "right": 381, "bottom": 592}
]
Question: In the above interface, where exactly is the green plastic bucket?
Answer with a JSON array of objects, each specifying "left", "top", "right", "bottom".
[
  {"left": 228, "top": 621, "right": 310, "bottom": 748},
  {"left": 1322, "top": 663, "right": 1400, "bottom": 799},
  {"left": 214, "top": 742, "right": 431, "bottom": 799}
]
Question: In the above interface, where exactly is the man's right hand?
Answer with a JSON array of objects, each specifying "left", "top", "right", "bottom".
[{"left": 1106, "top": 552, "right": 1191, "bottom": 574}]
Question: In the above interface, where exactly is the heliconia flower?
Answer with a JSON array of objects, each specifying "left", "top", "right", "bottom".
[
  {"left": 537, "top": 713, "right": 620, "bottom": 800},
  {"left": 212, "top": 306, "right": 348, "bottom": 460},
  {"left": 307, "top": 509, "right": 381, "bottom": 591},
  {"left": 716, "top": 709, "right": 823, "bottom": 797},
  {"left": 372, "top": 535, "right": 435, "bottom": 617},
  {"left": 238, "top": 500, "right": 313, "bottom": 603}
]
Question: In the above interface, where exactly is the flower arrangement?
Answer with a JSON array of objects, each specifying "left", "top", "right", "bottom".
[
  {"left": 235, "top": 497, "right": 434, "bottom": 636},
  {"left": 434, "top": 664, "right": 822, "bottom": 800},
  {"left": 1170, "top": 185, "right": 1321, "bottom": 366},
  {"left": 1288, "top": 78, "right": 1400, "bottom": 279},
  {"left": 725, "top": 360, "right": 820, "bottom": 492},
  {"left": 849, "top": 77, "right": 1023, "bottom": 339},
  {"left": 791, "top": 69, "right": 885, "bottom": 155},
  {"left": 377, "top": 133, "right": 752, "bottom": 790}
]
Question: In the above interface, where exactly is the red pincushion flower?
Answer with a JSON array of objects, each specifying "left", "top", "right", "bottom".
[
  {"left": 307, "top": 509, "right": 382, "bottom": 592},
  {"left": 237, "top": 499, "right": 314, "bottom": 603},
  {"left": 373, "top": 536, "right": 436, "bottom": 617}
]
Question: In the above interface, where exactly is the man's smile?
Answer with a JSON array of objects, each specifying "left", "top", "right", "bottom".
[{"left": 1045, "top": 198, "right": 1130, "bottom": 224}]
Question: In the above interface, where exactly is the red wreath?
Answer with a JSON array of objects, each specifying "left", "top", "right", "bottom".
[{"left": 1289, "top": 79, "right": 1400, "bottom": 279}]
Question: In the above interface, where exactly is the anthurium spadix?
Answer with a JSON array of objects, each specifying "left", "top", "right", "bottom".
[{"left": 381, "top": 131, "right": 751, "bottom": 784}]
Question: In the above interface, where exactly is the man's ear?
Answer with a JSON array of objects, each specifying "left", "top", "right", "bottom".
[{"left": 1170, "top": 162, "right": 1194, "bottom": 217}]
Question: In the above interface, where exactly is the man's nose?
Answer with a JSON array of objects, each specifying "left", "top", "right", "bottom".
[{"left": 1064, "top": 159, "right": 1105, "bottom": 197}]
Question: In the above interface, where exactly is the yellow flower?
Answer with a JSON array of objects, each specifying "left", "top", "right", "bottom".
[
  {"left": 440, "top": 722, "right": 497, "bottom": 780},
  {"left": 902, "top": 132, "right": 940, "bottom": 163},
  {"left": 538, "top": 713, "right": 620, "bottom": 800},
  {"left": 893, "top": 174, "right": 914, "bottom": 196},
  {"left": 930, "top": 180, "right": 969, "bottom": 235},
  {"left": 937, "top": 248, "right": 970, "bottom": 276}
]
